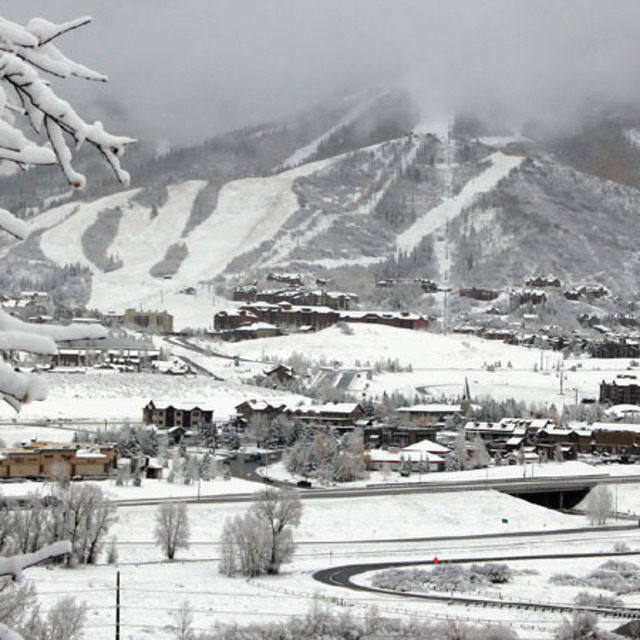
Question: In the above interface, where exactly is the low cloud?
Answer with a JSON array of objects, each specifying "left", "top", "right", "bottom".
[{"left": 6, "top": 1, "right": 640, "bottom": 145}]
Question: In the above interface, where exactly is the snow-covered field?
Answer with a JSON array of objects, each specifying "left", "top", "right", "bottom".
[
  {"left": 2, "top": 323, "right": 640, "bottom": 639},
  {"left": 208, "top": 323, "right": 631, "bottom": 410},
  {"left": 18, "top": 481, "right": 640, "bottom": 640},
  {"left": 1, "top": 321, "right": 633, "bottom": 435}
]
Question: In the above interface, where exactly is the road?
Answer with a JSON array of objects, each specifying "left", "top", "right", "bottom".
[
  {"left": 313, "top": 543, "right": 640, "bottom": 622},
  {"left": 112, "top": 472, "right": 640, "bottom": 507}
]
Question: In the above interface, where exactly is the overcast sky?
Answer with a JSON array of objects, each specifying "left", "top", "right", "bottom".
[{"left": 5, "top": 1, "right": 640, "bottom": 146}]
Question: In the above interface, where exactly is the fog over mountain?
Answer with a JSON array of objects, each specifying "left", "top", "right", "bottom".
[{"left": 6, "top": 1, "right": 640, "bottom": 146}]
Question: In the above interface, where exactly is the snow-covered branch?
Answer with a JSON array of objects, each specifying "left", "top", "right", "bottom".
[
  {"left": 0, "top": 13, "right": 127, "bottom": 412},
  {"left": 0, "top": 540, "right": 72, "bottom": 580},
  {"left": 0, "top": 309, "right": 107, "bottom": 347},
  {"left": 0, "top": 15, "right": 135, "bottom": 238}
]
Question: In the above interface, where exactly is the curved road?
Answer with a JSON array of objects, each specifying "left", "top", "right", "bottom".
[{"left": 313, "top": 549, "right": 640, "bottom": 622}]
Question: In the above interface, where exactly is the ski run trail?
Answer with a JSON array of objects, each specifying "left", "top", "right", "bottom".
[{"left": 396, "top": 152, "right": 524, "bottom": 272}]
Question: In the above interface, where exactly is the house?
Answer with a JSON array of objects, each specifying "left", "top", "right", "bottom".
[
  {"left": 287, "top": 402, "right": 367, "bottom": 430},
  {"left": 106, "top": 348, "right": 160, "bottom": 371},
  {"left": 122, "top": 309, "right": 174, "bottom": 333},
  {"left": 459, "top": 287, "right": 499, "bottom": 301},
  {"left": 510, "top": 288, "right": 547, "bottom": 306},
  {"left": 264, "top": 364, "right": 294, "bottom": 384},
  {"left": 235, "top": 399, "right": 366, "bottom": 431},
  {"left": 600, "top": 379, "right": 640, "bottom": 405},
  {"left": 231, "top": 322, "right": 281, "bottom": 341},
  {"left": 235, "top": 399, "right": 288, "bottom": 425},
  {"left": 52, "top": 348, "right": 102, "bottom": 368},
  {"left": 590, "top": 341, "right": 640, "bottom": 359},
  {"left": 403, "top": 438, "right": 451, "bottom": 457},
  {"left": 214, "top": 304, "right": 429, "bottom": 339},
  {"left": 0, "top": 441, "right": 117, "bottom": 479},
  {"left": 364, "top": 424, "right": 439, "bottom": 448},
  {"left": 214, "top": 308, "right": 262, "bottom": 331},
  {"left": 143, "top": 399, "right": 214, "bottom": 429},
  {"left": 525, "top": 275, "right": 562, "bottom": 288},
  {"left": 340, "top": 310, "right": 429, "bottom": 330},
  {"left": 266, "top": 272, "right": 303, "bottom": 287},
  {"left": 568, "top": 421, "right": 640, "bottom": 455},
  {"left": 464, "top": 418, "right": 554, "bottom": 454},
  {"left": 396, "top": 404, "right": 463, "bottom": 425},
  {"left": 366, "top": 439, "right": 448, "bottom": 474},
  {"left": 505, "top": 448, "right": 540, "bottom": 465}
]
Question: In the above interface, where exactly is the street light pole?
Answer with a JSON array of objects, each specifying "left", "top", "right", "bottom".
[{"left": 115, "top": 570, "right": 120, "bottom": 640}]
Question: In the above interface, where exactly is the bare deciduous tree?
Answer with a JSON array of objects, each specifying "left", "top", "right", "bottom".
[
  {"left": 155, "top": 502, "right": 190, "bottom": 560},
  {"left": 171, "top": 599, "right": 195, "bottom": 640},
  {"left": 251, "top": 489, "right": 302, "bottom": 574},
  {"left": 12, "top": 495, "right": 49, "bottom": 553},
  {"left": 49, "top": 484, "right": 118, "bottom": 564},
  {"left": 586, "top": 484, "right": 613, "bottom": 526},
  {"left": 220, "top": 489, "right": 302, "bottom": 577},
  {"left": 0, "top": 580, "right": 36, "bottom": 632},
  {"left": 45, "top": 596, "right": 87, "bottom": 640}
]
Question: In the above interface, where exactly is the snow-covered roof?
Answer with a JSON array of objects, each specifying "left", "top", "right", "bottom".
[
  {"left": 235, "top": 322, "right": 279, "bottom": 332},
  {"left": 302, "top": 402, "right": 362, "bottom": 415},
  {"left": 402, "top": 438, "right": 450, "bottom": 454},
  {"left": 237, "top": 399, "right": 287, "bottom": 411},
  {"left": 148, "top": 399, "right": 214, "bottom": 411},
  {"left": 76, "top": 448, "right": 108, "bottom": 459},
  {"left": 604, "top": 404, "right": 640, "bottom": 419},
  {"left": 368, "top": 448, "right": 445, "bottom": 464},
  {"left": 602, "top": 378, "right": 640, "bottom": 387},
  {"left": 571, "top": 421, "right": 640, "bottom": 434},
  {"left": 341, "top": 310, "right": 424, "bottom": 320},
  {"left": 397, "top": 404, "right": 462, "bottom": 414}
]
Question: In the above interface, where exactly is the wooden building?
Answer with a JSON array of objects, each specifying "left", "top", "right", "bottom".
[
  {"left": 143, "top": 399, "right": 214, "bottom": 428},
  {"left": 600, "top": 379, "right": 640, "bottom": 405},
  {"left": 0, "top": 441, "right": 117, "bottom": 480}
]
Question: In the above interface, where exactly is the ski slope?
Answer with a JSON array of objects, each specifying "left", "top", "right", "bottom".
[
  {"left": 35, "top": 189, "right": 141, "bottom": 269},
  {"left": 35, "top": 156, "right": 336, "bottom": 313},
  {"left": 178, "top": 156, "right": 337, "bottom": 283},
  {"left": 396, "top": 151, "right": 524, "bottom": 255},
  {"left": 88, "top": 180, "right": 208, "bottom": 310}
]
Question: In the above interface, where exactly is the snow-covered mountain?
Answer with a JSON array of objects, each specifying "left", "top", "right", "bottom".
[{"left": 4, "top": 91, "right": 640, "bottom": 316}]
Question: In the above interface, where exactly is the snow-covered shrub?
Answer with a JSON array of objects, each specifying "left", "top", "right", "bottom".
[
  {"left": 551, "top": 560, "right": 640, "bottom": 594},
  {"left": 200, "top": 599, "right": 519, "bottom": 639},
  {"left": 554, "top": 611, "right": 615, "bottom": 640},
  {"left": 574, "top": 592, "right": 623, "bottom": 608},
  {"left": 373, "top": 562, "right": 513, "bottom": 594},
  {"left": 471, "top": 562, "right": 512, "bottom": 584}
]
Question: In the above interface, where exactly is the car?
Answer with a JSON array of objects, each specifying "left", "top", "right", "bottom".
[{"left": 296, "top": 480, "right": 312, "bottom": 488}]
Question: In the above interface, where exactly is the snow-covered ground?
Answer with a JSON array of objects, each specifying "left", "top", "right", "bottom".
[
  {"left": 2, "top": 321, "right": 640, "bottom": 639},
  {"left": 1, "top": 322, "right": 636, "bottom": 432},
  {"left": 17, "top": 481, "right": 640, "bottom": 640},
  {"left": 208, "top": 322, "right": 630, "bottom": 409}
]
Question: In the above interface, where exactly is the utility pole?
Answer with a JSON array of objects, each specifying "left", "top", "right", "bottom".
[{"left": 115, "top": 570, "right": 120, "bottom": 640}]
